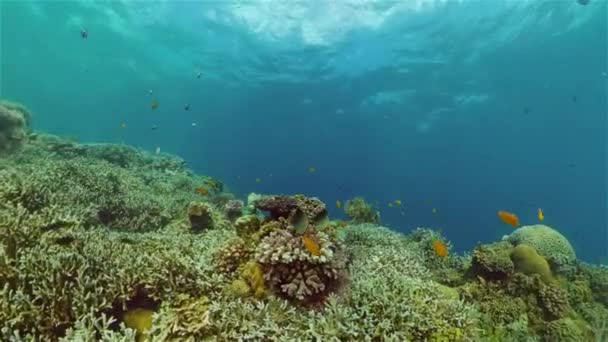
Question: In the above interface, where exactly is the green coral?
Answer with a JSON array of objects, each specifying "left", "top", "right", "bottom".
[
  {"left": 510, "top": 244, "right": 554, "bottom": 284},
  {"left": 344, "top": 197, "right": 380, "bottom": 224},
  {"left": 543, "top": 317, "right": 593, "bottom": 342},
  {"left": 471, "top": 241, "right": 514, "bottom": 280},
  {"left": 578, "top": 262, "right": 608, "bottom": 306},
  {"left": 506, "top": 225, "right": 576, "bottom": 274},
  {"left": 0, "top": 100, "right": 30, "bottom": 155}
]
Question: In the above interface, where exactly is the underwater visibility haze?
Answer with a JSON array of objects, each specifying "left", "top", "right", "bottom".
[{"left": 1, "top": 0, "right": 608, "bottom": 340}]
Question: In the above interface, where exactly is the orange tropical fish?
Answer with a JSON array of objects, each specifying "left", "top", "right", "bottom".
[
  {"left": 432, "top": 240, "right": 448, "bottom": 257},
  {"left": 197, "top": 186, "right": 207, "bottom": 195},
  {"left": 498, "top": 210, "right": 519, "bottom": 227},
  {"left": 302, "top": 234, "right": 321, "bottom": 256}
]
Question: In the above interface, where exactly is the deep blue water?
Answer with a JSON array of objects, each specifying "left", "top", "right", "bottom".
[{"left": 2, "top": 0, "right": 606, "bottom": 262}]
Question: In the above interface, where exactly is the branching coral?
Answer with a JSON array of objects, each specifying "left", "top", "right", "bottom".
[
  {"left": 255, "top": 229, "right": 345, "bottom": 303},
  {"left": 213, "top": 238, "right": 251, "bottom": 274}
]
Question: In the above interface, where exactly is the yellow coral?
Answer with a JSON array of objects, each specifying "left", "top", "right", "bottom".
[
  {"left": 229, "top": 278, "right": 252, "bottom": 297},
  {"left": 510, "top": 244, "right": 554, "bottom": 283},
  {"left": 241, "top": 260, "right": 266, "bottom": 298},
  {"left": 123, "top": 308, "right": 154, "bottom": 342}
]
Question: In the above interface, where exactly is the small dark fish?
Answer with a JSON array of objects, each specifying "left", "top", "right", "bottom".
[
  {"left": 184, "top": 104, "right": 190, "bottom": 111},
  {"left": 81, "top": 28, "right": 88, "bottom": 39},
  {"left": 572, "top": 96, "right": 577, "bottom": 103},
  {"left": 151, "top": 124, "right": 158, "bottom": 130},
  {"left": 196, "top": 72, "right": 202, "bottom": 79},
  {"left": 567, "top": 163, "right": 576, "bottom": 168},
  {"left": 577, "top": 0, "right": 590, "bottom": 5},
  {"left": 523, "top": 106, "right": 530, "bottom": 114}
]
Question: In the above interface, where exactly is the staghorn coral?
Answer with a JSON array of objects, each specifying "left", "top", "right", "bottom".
[
  {"left": 213, "top": 238, "right": 251, "bottom": 274},
  {"left": 344, "top": 197, "right": 380, "bottom": 224},
  {"left": 149, "top": 293, "right": 212, "bottom": 341},
  {"left": 506, "top": 224, "right": 576, "bottom": 274}
]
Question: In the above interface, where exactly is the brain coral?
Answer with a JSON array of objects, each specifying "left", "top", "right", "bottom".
[
  {"left": 505, "top": 225, "right": 576, "bottom": 272},
  {"left": 0, "top": 100, "right": 30, "bottom": 155}
]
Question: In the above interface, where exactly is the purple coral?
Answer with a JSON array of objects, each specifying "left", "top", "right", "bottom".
[
  {"left": 254, "top": 195, "right": 301, "bottom": 221},
  {"left": 224, "top": 199, "right": 243, "bottom": 222}
]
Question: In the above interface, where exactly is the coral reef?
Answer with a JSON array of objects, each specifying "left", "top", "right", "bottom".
[
  {"left": 255, "top": 228, "right": 345, "bottom": 303},
  {"left": 1, "top": 127, "right": 606, "bottom": 341},
  {"left": 505, "top": 224, "right": 576, "bottom": 274},
  {"left": 578, "top": 262, "right": 608, "bottom": 306},
  {"left": 510, "top": 244, "right": 554, "bottom": 284},
  {"left": 471, "top": 241, "right": 514, "bottom": 280},
  {"left": 0, "top": 100, "right": 31, "bottom": 155},
  {"left": 223, "top": 199, "right": 243, "bottom": 222},
  {"left": 187, "top": 201, "right": 214, "bottom": 232},
  {"left": 344, "top": 197, "right": 380, "bottom": 224}
]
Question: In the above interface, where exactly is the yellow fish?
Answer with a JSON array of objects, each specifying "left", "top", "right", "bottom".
[
  {"left": 151, "top": 99, "right": 158, "bottom": 109},
  {"left": 255, "top": 178, "right": 261, "bottom": 183},
  {"left": 538, "top": 208, "right": 544, "bottom": 221},
  {"left": 336, "top": 200, "right": 341, "bottom": 209},
  {"left": 394, "top": 200, "right": 402, "bottom": 206},
  {"left": 309, "top": 167, "right": 316, "bottom": 173},
  {"left": 120, "top": 122, "right": 126, "bottom": 128}
]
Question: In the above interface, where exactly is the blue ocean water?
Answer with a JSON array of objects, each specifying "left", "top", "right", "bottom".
[{"left": 1, "top": 0, "right": 606, "bottom": 262}]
